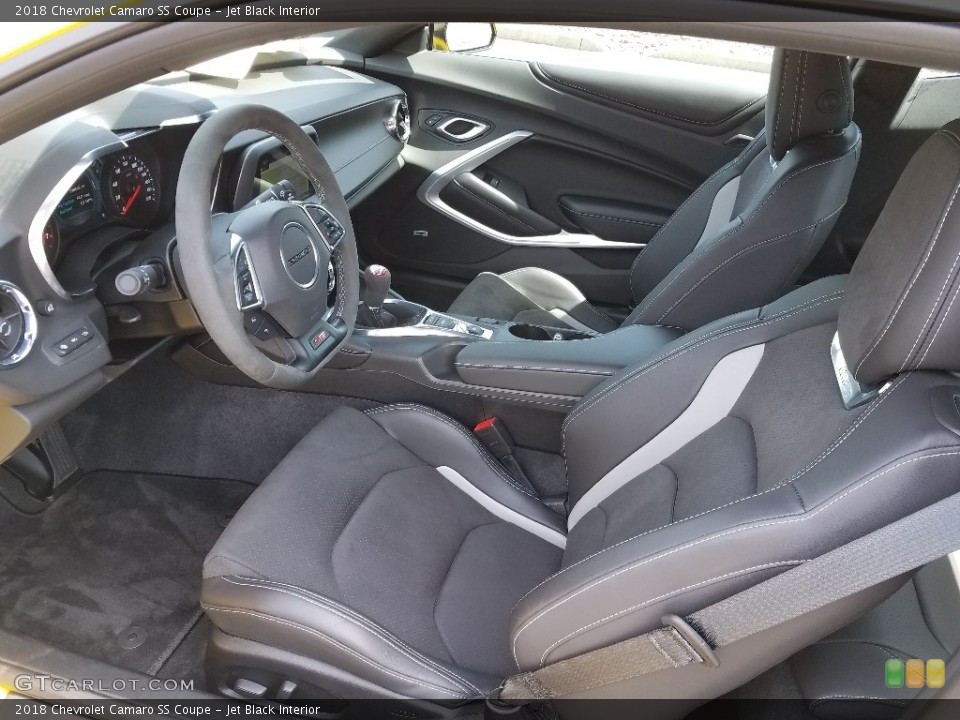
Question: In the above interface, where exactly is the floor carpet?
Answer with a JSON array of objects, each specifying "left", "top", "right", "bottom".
[{"left": 0, "top": 471, "right": 252, "bottom": 677}]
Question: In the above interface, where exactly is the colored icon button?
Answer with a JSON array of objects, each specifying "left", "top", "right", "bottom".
[
  {"left": 906, "top": 659, "right": 925, "bottom": 689},
  {"left": 886, "top": 659, "right": 905, "bottom": 688},
  {"left": 927, "top": 659, "right": 945, "bottom": 689}
]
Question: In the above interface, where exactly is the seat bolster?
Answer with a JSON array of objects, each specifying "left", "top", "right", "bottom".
[
  {"left": 629, "top": 132, "right": 768, "bottom": 304},
  {"left": 366, "top": 404, "right": 566, "bottom": 540},
  {"left": 563, "top": 276, "right": 847, "bottom": 507},
  {"left": 509, "top": 482, "right": 806, "bottom": 671},
  {"left": 202, "top": 575, "right": 495, "bottom": 700}
]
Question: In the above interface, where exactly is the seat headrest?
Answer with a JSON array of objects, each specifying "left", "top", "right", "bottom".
[
  {"left": 838, "top": 119, "right": 960, "bottom": 386},
  {"left": 766, "top": 49, "right": 854, "bottom": 161}
]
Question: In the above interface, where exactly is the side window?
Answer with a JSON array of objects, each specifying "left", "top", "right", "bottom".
[{"left": 435, "top": 23, "right": 772, "bottom": 77}]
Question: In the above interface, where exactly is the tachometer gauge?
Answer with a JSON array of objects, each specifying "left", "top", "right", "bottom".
[
  {"left": 104, "top": 153, "right": 159, "bottom": 225},
  {"left": 42, "top": 220, "right": 60, "bottom": 265},
  {"left": 55, "top": 172, "right": 98, "bottom": 227}
]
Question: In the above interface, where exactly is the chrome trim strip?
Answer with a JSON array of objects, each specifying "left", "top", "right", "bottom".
[
  {"left": 279, "top": 221, "right": 321, "bottom": 290},
  {"left": 28, "top": 140, "right": 127, "bottom": 300},
  {"left": 436, "top": 116, "right": 489, "bottom": 142},
  {"left": 417, "top": 131, "right": 643, "bottom": 249},
  {"left": 354, "top": 300, "right": 494, "bottom": 340}
]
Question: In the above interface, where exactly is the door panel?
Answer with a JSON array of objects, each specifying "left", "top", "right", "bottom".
[{"left": 356, "top": 48, "right": 767, "bottom": 313}]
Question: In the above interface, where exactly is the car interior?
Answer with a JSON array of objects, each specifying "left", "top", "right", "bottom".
[{"left": 2, "top": 19, "right": 960, "bottom": 720}]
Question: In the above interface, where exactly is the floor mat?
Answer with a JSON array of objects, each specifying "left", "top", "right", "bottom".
[
  {"left": 60, "top": 350, "right": 376, "bottom": 484},
  {"left": 0, "top": 471, "right": 252, "bottom": 676}
]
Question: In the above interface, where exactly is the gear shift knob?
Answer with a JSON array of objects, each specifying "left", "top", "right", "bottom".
[{"left": 363, "top": 264, "right": 391, "bottom": 309}]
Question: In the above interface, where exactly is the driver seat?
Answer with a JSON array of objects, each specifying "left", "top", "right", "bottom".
[{"left": 201, "top": 121, "right": 960, "bottom": 703}]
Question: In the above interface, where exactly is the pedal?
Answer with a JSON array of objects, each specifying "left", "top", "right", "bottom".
[
  {"left": 3, "top": 422, "right": 80, "bottom": 499},
  {"left": 36, "top": 422, "right": 80, "bottom": 490}
]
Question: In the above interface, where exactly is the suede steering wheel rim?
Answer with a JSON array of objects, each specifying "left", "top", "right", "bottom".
[{"left": 176, "top": 104, "right": 359, "bottom": 390}]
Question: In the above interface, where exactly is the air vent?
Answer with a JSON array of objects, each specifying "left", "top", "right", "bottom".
[
  {"left": 0, "top": 281, "right": 37, "bottom": 368},
  {"left": 385, "top": 99, "right": 410, "bottom": 144}
]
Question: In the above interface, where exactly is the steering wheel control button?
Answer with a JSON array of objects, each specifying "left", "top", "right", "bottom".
[
  {"left": 280, "top": 222, "right": 320, "bottom": 289},
  {"left": 234, "top": 244, "right": 262, "bottom": 311},
  {"left": 244, "top": 311, "right": 280, "bottom": 342},
  {"left": 303, "top": 204, "right": 345, "bottom": 249}
]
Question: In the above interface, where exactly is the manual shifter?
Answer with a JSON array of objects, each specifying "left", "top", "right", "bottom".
[{"left": 357, "top": 264, "right": 398, "bottom": 328}]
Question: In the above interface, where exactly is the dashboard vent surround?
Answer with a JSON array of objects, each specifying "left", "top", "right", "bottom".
[
  {"left": 0, "top": 281, "right": 37, "bottom": 368},
  {"left": 385, "top": 99, "right": 411, "bottom": 144}
]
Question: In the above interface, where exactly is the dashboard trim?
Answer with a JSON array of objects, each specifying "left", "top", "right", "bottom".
[
  {"left": 0, "top": 281, "right": 37, "bottom": 368},
  {"left": 28, "top": 140, "right": 127, "bottom": 300}
]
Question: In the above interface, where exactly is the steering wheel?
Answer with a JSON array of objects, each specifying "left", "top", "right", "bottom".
[{"left": 176, "top": 105, "right": 359, "bottom": 389}]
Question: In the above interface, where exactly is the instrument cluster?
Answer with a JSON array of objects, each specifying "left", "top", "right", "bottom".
[{"left": 42, "top": 145, "right": 163, "bottom": 267}]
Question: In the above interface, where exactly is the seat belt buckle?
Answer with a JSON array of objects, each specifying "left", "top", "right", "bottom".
[{"left": 474, "top": 417, "right": 515, "bottom": 461}]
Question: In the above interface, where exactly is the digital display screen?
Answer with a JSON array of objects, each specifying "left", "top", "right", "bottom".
[{"left": 255, "top": 148, "right": 312, "bottom": 199}]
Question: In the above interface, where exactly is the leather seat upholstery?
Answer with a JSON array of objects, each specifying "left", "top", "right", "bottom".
[
  {"left": 202, "top": 120, "right": 960, "bottom": 702},
  {"left": 447, "top": 49, "right": 862, "bottom": 334}
]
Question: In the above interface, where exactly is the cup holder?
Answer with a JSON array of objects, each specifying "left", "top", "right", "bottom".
[{"left": 508, "top": 324, "right": 553, "bottom": 340}]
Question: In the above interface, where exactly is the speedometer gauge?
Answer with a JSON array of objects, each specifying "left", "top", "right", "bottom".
[{"left": 104, "top": 153, "right": 159, "bottom": 225}]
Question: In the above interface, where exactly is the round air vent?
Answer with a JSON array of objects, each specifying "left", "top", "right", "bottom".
[
  {"left": 0, "top": 281, "right": 37, "bottom": 368},
  {"left": 384, "top": 99, "right": 411, "bottom": 144}
]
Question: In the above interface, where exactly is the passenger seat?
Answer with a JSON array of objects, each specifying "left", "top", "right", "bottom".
[
  {"left": 791, "top": 553, "right": 960, "bottom": 718},
  {"left": 448, "top": 49, "right": 861, "bottom": 333}
]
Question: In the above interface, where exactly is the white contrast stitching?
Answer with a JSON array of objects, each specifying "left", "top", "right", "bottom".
[
  {"left": 655, "top": 206, "right": 844, "bottom": 324},
  {"left": 636, "top": 143, "right": 859, "bottom": 317},
  {"left": 219, "top": 576, "right": 480, "bottom": 695},
  {"left": 537, "top": 561, "right": 803, "bottom": 666},
  {"left": 202, "top": 605, "right": 467, "bottom": 699},
  {"left": 536, "top": 64, "right": 763, "bottom": 127},
  {"left": 512, "top": 448, "right": 960, "bottom": 668},
  {"left": 854, "top": 131, "right": 960, "bottom": 378},
  {"left": 366, "top": 403, "right": 538, "bottom": 498}
]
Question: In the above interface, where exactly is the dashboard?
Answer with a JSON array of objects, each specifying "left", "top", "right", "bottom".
[{"left": 0, "top": 63, "right": 408, "bottom": 459}]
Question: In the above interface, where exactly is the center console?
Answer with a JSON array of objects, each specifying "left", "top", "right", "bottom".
[{"left": 350, "top": 264, "right": 684, "bottom": 402}]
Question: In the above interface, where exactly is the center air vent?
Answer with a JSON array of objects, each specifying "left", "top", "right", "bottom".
[
  {"left": 0, "top": 281, "right": 37, "bottom": 368},
  {"left": 385, "top": 99, "right": 411, "bottom": 144}
]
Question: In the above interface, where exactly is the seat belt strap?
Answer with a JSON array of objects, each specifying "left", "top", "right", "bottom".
[{"left": 500, "top": 489, "right": 960, "bottom": 701}]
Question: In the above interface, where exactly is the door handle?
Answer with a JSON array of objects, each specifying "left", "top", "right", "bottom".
[{"left": 436, "top": 116, "right": 490, "bottom": 143}]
